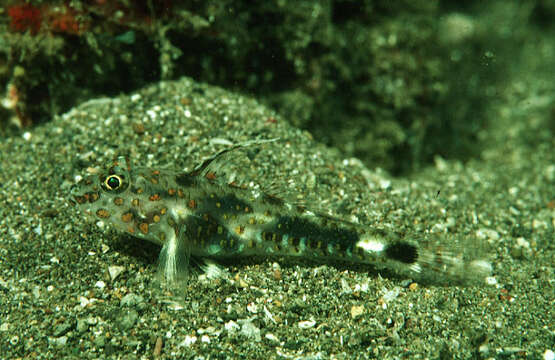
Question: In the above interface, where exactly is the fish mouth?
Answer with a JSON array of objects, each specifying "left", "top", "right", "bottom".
[{"left": 69, "top": 183, "right": 89, "bottom": 206}]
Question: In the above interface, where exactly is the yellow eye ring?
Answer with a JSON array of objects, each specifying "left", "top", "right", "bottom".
[{"left": 104, "top": 175, "right": 122, "bottom": 190}]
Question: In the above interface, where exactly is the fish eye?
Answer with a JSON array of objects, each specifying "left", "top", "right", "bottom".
[{"left": 104, "top": 175, "right": 122, "bottom": 190}]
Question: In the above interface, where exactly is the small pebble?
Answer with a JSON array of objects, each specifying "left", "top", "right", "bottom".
[
  {"left": 118, "top": 310, "right": 138, "bottom": 331},
  {"left": 120, "top": 293, "right": 144, "bottom": 308},
  {"left": 351, "top": 305, "right": 364, "bottom": 319},
  {"left": 153, "top": 337, "right": 163, "bottom": 357},
  {"left": 298, "top": 320, "right": 316, "bottom": 329},
  {"left": 108, "top": 266, "right": 125, "bottom": 281}
]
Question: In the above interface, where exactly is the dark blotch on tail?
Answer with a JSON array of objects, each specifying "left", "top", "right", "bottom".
[{"left": 385, "top": 242, "right": 418, "bottom": 264}]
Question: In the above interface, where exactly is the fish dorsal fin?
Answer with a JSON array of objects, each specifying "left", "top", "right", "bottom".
[
  {"left": 182, "top": 138, "right": 279, "bottom": 187},
  {"left": 183, "top": 137, "right": 357, "bottom": 225},
  {"left": 257, "top": 168, "right": 360, "bottom": 227}
]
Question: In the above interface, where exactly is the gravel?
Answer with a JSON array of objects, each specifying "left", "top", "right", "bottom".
[{"left": 0, "top": 75, "right": 552, "bottom": 359}]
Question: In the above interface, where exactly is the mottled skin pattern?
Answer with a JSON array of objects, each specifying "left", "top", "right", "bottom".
[{"left": 70, "top": 143, "right": 491, "bottom": 284}]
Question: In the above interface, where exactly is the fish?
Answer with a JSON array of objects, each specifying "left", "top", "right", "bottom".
[{"left": 69, "top": 139, "right": 492, "bottom": 285}]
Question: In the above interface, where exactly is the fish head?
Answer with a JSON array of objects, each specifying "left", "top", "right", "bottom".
[{"left": 70, "top": 156, "right": 173, "bottom": 245}]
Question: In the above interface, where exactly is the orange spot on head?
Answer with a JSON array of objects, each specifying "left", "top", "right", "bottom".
[
  {"left": 84, "top": 192, "right": 99, "bottom": 203},
  {"left": 149, "top": 193, "right": 160, "bottom": 201},
  {"left": 177, "top": 189, "right": 184, "bottom": 198},
  {"left": 205, "top": 172, "right": 216, "bottom": 180},
  {"left": 139, "top": 222, "right": 149, "bottom": 234},
  {"left": 152, "top": 170, "right": 160, "bottom": 175},
  {"left": 168, "top": 188, "right": 176, "bottom": 196},
  {"left": 114, "top": 197, "right": 124, "bottom": 206}
]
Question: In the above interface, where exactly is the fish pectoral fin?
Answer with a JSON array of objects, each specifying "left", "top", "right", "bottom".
[
  {"left": 156, "top": 226, "right": 191, "bottom": 285},
  {"left": 197, "top": 258, "right": 229, "bottom": 282}
]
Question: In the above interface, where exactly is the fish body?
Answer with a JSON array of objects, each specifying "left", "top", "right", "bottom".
[{"left": 70, "top": 142, "right": 491, "bottom": 284}]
